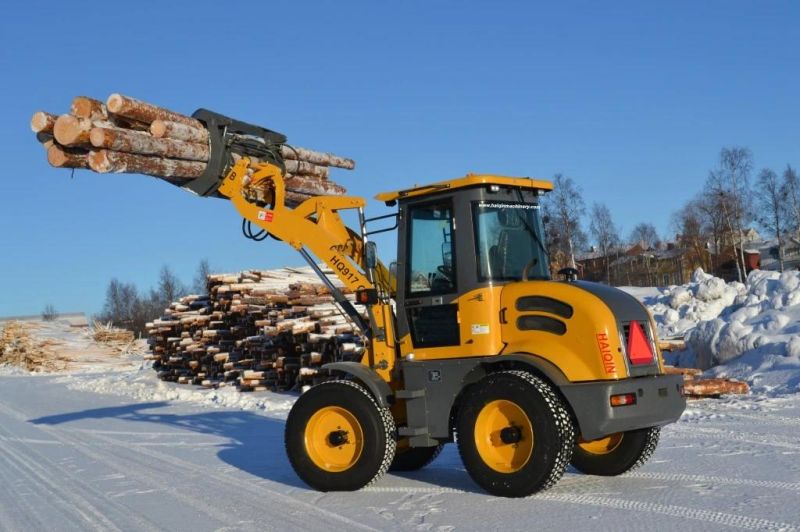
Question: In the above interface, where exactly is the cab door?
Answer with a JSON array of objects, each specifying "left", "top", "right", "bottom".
[{"left": 396, "top": 199, "right": 461, "bottom": 358}]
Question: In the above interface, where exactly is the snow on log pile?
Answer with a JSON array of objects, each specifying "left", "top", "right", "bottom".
[
  {"left": 634, "top": 268, "right": 800, "bottom": 395},
  {"left": 146, "top": 266, "right": 366, "bottom": 391},
  {"left": 0, "top": 321, "right": 68, "bottom": 371},
  {"left": 0, "top": 320, "right": 140, "bottom": 373},
  {"left": 32, "top": 94, "right": 352, "bottom": 206}
]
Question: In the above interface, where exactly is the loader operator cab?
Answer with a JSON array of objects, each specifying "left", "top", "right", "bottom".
[{"left": 376, "top": 175, "right": 553, "bottom": 357}]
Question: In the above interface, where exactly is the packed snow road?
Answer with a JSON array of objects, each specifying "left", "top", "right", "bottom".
[{"left": 0, "top": 373, "right": 799, "bottom": 531}]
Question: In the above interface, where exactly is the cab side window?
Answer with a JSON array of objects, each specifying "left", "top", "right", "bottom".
[{"left": 407, "top": 202, "right": 456, "bottom": 295}]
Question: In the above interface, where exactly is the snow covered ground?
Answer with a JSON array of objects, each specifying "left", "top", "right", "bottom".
[
  {"left": 1, "top": 272, "right": 800, "bottom": 530},
  {"left": 0, "top": 369, "right": 798, "bottom": 531}
]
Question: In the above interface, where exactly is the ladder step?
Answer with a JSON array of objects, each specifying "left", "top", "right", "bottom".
[
  {"left": 395, "top": 389, "right": 425, "bottom": 399},
  {"left": 398, "top": 426, "right": 428, "bottom": 437}
]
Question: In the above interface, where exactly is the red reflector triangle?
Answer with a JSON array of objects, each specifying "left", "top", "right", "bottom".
[{"left": 627, "top": 320, "right": 654, "bottom": 365}]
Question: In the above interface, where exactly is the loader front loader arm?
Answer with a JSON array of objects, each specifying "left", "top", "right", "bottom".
[{"left": 217, "top": 158, "right": 398, "bottom": 381}]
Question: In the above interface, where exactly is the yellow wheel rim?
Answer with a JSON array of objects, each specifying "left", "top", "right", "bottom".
[
  {"left": 304, "top": 406, "right": 364, "bottom": 472},
  {"left": 578, "top": 433, "right": 624, "bottom": 455},
  {"left": 474, "top": 399, "right": 534, "bottom": 473}
]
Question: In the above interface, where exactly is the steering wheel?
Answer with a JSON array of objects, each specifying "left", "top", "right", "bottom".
[
  {"left": 437, "top": 265, "right": 453, "bottom": 279},
  {"left": 521, "top": 258, "right": 539, "bottom": 282}
]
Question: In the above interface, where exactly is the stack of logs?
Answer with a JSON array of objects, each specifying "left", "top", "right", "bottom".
[
  {"left": 145, "top": 268, "right": 365, "bottom": 391},
  {"left": 658, "top": 339, "right": 750, "bottom": 398},
  {"left": 31, "top": 93, "right": 354, "bottom": 205}
]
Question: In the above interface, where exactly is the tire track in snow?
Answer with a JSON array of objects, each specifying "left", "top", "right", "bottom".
[
  {"left": 534, "top": 493, "right": 798, "bottom": 531},
  {"left": 44, "top": 426, "right": 306, "bottom": 531},
  {"left": 0, "top": 397, "right": 376, "bottom": 532},
  {"left": 0, "top": 404, "right": 167, "bottom": 532},
  {"left": 670, "top": 425, "right": 800, "bottom": 451},
  {"left": 53, "top": 423, "right": 379, "bottom": 532},
  {"left": 0, "top": 421, "right": 124, "bottom": 531},
  {"left": 626, "top": 471, "right": 800, "bottom": 492}
]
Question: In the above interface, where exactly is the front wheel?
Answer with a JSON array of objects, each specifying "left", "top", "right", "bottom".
[
  {"left": 570, "top": 427, "right": 660, "bottom": 476},
  {"left": 285, "top": 380, "right": 396, "bottom": 491},
  {"left": 456, "top": 370, "right": 574, "bottom": 497}
]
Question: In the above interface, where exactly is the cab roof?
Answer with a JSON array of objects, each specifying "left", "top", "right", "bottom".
[{"left": 375, "top": 174, "right": 553, "bottom": 203}]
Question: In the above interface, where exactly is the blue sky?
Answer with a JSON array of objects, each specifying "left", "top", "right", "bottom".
[{"left": 1, "top": 1, "right": 798, "bottom": 316}]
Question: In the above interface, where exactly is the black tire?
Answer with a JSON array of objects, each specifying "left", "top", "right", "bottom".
[
  {"left": 456, "top": 370, "right": 574, "bottom": 497},
  {"left": 571, "top": 427, "right": 660, "bottom": 476},
  {"left": 285, "top": 380, "right": 396, "bottom": 491},
  {"left": 389, "top": 443, "right": 444, "bottom": 472}
]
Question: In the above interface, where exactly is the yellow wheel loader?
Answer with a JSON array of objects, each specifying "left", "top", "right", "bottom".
[{"left": 91, "top": 110, "right": 688, "bottom": 497}]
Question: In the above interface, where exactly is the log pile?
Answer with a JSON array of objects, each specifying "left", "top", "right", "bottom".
[
  {"left": 146, "top": 267, "right": 366, "bottom": 391},
  {"left": 0, "top": 321, "right": 69, "bottom": 372},
  {"left": 92, "top": 323, "right": 135, "bottom": 347},
  {"left": 663, "top": 365, "right": 750, "bottom": 398},
  {"left": 32, "top": 94, "right": 354, "bottom": 205}
]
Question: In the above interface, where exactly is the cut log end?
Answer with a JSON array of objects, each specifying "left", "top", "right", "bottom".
[
  {"left": 31, "top": 111, "right": 57, "bottom": 134},
  {"left": 53, "top": 115, "right": 92, "bottom": 146},
  {"left": 88, "top": 150, "right": 113, "bottom": 173},
  {"left": 47, "top": 145, "right": 88, "bottom": 168},
  {"left": 71, "top": 96, "right": 107, "bottom": 120}
]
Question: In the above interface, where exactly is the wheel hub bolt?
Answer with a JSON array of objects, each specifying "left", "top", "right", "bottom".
[
  {"left": 328, "top": 430, "right": 349, "bottom": 446},
  {"left": 500, "top": 426, "right": 522, "bottom": 444}
]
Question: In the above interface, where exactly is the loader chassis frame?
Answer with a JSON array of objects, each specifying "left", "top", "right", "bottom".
[{"left": 398, "top": 355, "right": 685, "bottom": 447}]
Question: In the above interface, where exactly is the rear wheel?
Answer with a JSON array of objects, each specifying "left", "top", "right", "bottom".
[
  {"left": 456, "top": 370, "right": 574, "bottom": 497},
  {"left": 571, "top": 427, "right": 660, "bottom": 476},
  {"left": 390, "top": 442, "right": 444, "bottom": 471},
  {"left": 285, "top": 380, "right": 396, "bottom": 491}
]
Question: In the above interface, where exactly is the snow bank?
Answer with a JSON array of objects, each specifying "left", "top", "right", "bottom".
[
  {"left": 643, "top": 269, "right": 746, "bottom": 339},
  {"left": 56, "top": 366, "right": 296, "bottom": 419},
  {"left": 627, "top": 268, "right": 800, "bottom": 395}
]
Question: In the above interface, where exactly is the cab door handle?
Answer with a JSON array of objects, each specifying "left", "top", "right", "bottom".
[{"left": 499, "top": 307, "right": 508, "bottom": 324}]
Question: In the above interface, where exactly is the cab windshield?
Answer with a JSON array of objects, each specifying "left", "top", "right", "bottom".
[{"left": 473, "top": 201, "right": 550, "bottom": 282}]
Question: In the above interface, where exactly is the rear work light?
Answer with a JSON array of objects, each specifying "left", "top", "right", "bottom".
[
  {"left": 610, "top": 393, "right": 637, "bottom": 407},
  {"left": 626, "top": 320, "right": 655, "bottom": 365}
]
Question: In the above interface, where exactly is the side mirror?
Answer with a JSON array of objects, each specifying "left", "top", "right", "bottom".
[
  {"left": 557, "top": 267, "right": 579, "bottom": 282},
  {"left": 365, "top": 241, "right": 378, "bottom": 270}
]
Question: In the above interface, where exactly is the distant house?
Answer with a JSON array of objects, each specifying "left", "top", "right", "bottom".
[
  {"left": 576, "top": 242, "right": 691, "bottom": 287},
  {"left": 754, "top": 235, "right": 800, "bottom": 272}
]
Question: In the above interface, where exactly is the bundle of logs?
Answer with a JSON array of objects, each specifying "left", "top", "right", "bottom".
[
  {"left": 658, "top": 339, "right": 750, "bottom": 398},
  {"left": 31, "top": 94, "right": 354, "bottom": 205},
  {"left": 145, "top": 268, "right": 366, "bottom": 391}
]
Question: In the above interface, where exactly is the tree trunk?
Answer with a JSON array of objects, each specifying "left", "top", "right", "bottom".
[
  {"left": 88, "top": 150, "right": 206, "bottom": 179},
  {"left": 150, "top": 120, "right": 210, "bottom": 143},
  {"left": 90, "top": 127, "right": 210, "bottom": 161},
  {"left": 107, "top": 93, "right": 205, "bottom": 129},
  {"left": 279, "top": 145, "right": 355, "bottom": 170}
]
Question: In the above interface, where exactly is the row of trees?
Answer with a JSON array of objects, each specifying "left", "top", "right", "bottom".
[
  {"left": 96, "top": 260, "right": 210, "bottom": 335},
  {"left": 543, "top": 147, "right": 799, "bottom": 284},
  {"left": 542, "top": 174, "right": 655, "bottom": 283},
  {"left": 673, "top": 148, "right": 800, "bottom": 279}
]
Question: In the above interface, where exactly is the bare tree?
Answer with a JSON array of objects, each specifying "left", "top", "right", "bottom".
[
  {"left": 672, "top": 198, "right": 711, "bottom": 271},
  {"left": 782, "top": 164, "right": 800, "bottom": 235},
  {"left": 542, "top": 174, "right": 587, "bottom": 268},
  {"left": 155, "top": 265, "right": 186, "bottom": 309},
  {"left": 589, "top": 202, "right": 620, "bottom": 284},
  {"left": 706, "top": 147, "right": 753, "bottom": 283},
  {"left": 97, "top": 279, "right": 140, "bottom": 329},
  {"left": 41, "top": 304, "right": 58, "bottom": 321},
  {"left": 629, "top": 222, "right": 660, "bottom": 249},
  {"left": 97, "top": 266, "right": 188, "bottom": 336},
  {"left": 756, "top": 168, "right": 788, "bottom": 271},
  {"left": 193, "top": 258, "right": 212, "bottom": 293}
]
